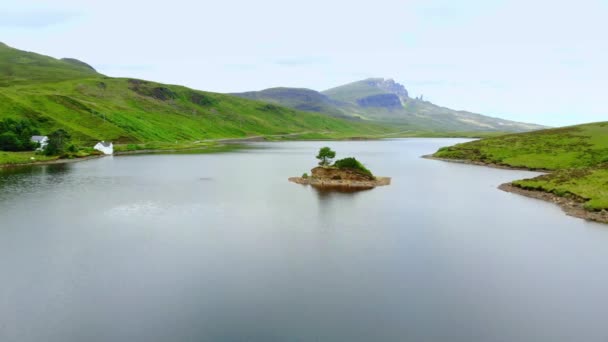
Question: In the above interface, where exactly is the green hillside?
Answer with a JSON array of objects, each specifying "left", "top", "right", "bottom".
[
  {"left": 0, "top": 42, "right": 99, "bottom": 86},
  {"left": 433, "top": 122, "right": 608, "bottom": 212},
  {"left": 231, "top": 87, "right": 354, "bottom": 120},
  {"left": 233, "top": 78, "right": 545, "bottom": 132},
  {"left": 322, "top": 79, "right": 390, "bottom": 103},
  {"left": 0, "top": 43, "right": 393, "bottom": 151}
]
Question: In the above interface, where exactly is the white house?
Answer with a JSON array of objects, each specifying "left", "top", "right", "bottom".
[
  {"left": 31, "top": 135, "right": 49, "bottom": 151},
  {"left": 94, "top": 141, "right": 113, "bottom": 155}
]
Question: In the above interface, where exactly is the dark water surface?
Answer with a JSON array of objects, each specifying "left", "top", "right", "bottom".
[{"left": 1, "top": 139, "right": 607, "bottom": 342}]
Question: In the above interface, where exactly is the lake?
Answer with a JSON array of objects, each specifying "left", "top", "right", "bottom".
[{"left": 1, "top": 139, "right": 607, "bottom": 342}]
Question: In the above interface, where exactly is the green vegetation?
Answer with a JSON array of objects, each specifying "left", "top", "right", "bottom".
[
  {"left": 0, "top": 42, "right": 396, "bottom": 165},
  {"left": 316, "top": 147, "right": 336, "bottom": 166},
  {"left": 302, "top": 172, "right": 309, "bottom": 179},
  {"left": 0, "top": 151, "right": 57, "bottom": 165},
  {"left": 113, "top": 141, "right": 240, "bottom": 154},
  {"left": 0, "top": 42, "right": 98, "bottom": 86},
  {"left": 322, "top": 79, "right": 389, "bottom": 103},
  {"left": 0, "top": 118, "right": 40, "bottom": 151},
  {"left": 513, "top": 166, "right": 608, "bottom": 211},
  {"left": 434, "top": 122, "right": 608, "bottom": 170},
  {"left": 44, "top": 129, "right": 71, "bottom": 156},
  {"left": 333, "top": 157, "right": 373, "bottom": 178},
  {"left": 231, "top": 87, "right": 352, "bottom": 120},
  {"left": 309, "top": 147, "right": 374, "bottom": 178},
  {"left": 433, "top": 122, "right": 608, "bottom": 212},
  {"left": 0, "top": 77, "right": 393, "bottom": 146}
]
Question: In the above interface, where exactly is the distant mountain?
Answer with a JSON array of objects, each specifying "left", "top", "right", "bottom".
[
  {"left": 231, "top": 87, "right": 352, "bottom": 119},
  {"left": 233, "top": 78, "right": 545, "bottom": 132},
  {"left": 0, "top": 43, "right": 391, "bottom": 144}
]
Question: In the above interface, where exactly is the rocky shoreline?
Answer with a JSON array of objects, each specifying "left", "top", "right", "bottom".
[
  {"left": 499, "top": 183, "right": 608, "bottom": 224},
  {"left": 424, "top": 154, "right": 607, "bottom": 224},
  {"left": 289, "top": 165, "right": 390, "bottom": 190},
  {"left": 289, "top": 176, "right": 391, "bottom": 189},
  {"left": 421, "top": 155, "right": 552, "bottom": 172}
]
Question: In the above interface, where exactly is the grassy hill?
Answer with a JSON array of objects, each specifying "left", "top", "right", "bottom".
[
  {"left": 432, "top": 122, "right": 608, "bottom": 213},
  {"left": 323, "top": 79, "right": 391, "bottom": 104},
  {"left": 0, "top": 42, "right": 99, "bottom": 86},
  {"left": 231, "top": 87, "right": 354, "bottom": 120},
  {"left": 0, "top": 43, "right": 394, "bottom": 151},
  {"left": 233, "top": 78, "right": 545, "bottom": 133}
]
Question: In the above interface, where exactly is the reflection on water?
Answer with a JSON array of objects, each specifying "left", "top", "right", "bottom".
[
  {"left": 0, "top": 164, "right": 73, "bottom": 201},
  {"left": 312, "top": 185, "right": 372, "bottom": 200},
  {"left": 0, "top": 162, "right": 71, "bottom": 178},
  {"left": 1, "top": 139, "right": 608, "bottom": 342}
]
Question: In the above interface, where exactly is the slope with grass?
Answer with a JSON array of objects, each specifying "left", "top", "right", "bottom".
[
  {"left": 0, "top": 42, "right": 99, "bottom": 86},
  {"left": 231, "top": 87, "right": 354, "bottom": 120},
  {"left": 431, "top": 122, "right": 608, "bottom": 221},
  {"left": 0, "top": 43, "right": 394, "bottom": 157}
]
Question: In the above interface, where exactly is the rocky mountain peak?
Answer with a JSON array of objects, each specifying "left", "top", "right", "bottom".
[{"left": 364, "top": 78, "right": 409, "bottom": 99}]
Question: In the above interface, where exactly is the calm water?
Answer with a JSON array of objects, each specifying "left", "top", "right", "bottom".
[{"left": 1, "top": 139, "right": 607, "bottom": 342}]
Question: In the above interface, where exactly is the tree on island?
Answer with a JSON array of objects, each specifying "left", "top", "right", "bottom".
[{"left": 316, "top": 146, "right": 336, "bottom": 166}]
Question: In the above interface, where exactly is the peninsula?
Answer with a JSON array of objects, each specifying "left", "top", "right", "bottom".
[{"left": 428, "top": 122, "right": 608, "bottom": 224}]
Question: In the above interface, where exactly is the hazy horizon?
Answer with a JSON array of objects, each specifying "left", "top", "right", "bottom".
[{"left": 1, "top": 0, "right": 606, "bottom": 127}]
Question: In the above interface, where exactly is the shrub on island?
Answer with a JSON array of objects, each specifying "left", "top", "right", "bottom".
[{"left": 333, "top": 157, "right": 373, "bottom": 178}]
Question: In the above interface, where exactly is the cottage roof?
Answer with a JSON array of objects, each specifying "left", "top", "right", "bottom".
[
  {"left": 97, "top": 141, "right": 112, "bottom": 147},
  {"left": 31, "top": 135, "right": 48, "bottom": 142}
]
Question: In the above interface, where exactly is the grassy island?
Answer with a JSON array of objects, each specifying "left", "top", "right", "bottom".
[{"left": 289, "top": 147, "right": 390, "bottom": 190}]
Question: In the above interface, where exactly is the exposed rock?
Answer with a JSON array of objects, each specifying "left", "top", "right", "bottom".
[
  {"left": 128, "top": 79, "right": 177, "bottom": 101},
  {"left": 189, "top": 92, "right": 215, "bottom": 106},
  {"left": 356, "top": 93, "right": 402, "bottom": 109},
  {"left": 151, "top": 87, "right": 177, "bottom": 101},
  {"left": 499, "top": 183, "right": 608, "bottom": 224},
  {"left": 311, "top": 166, "right": 373, "bottom": 181},
  {"left": 289, "top": 166, "right": 390, "bottom": 190},
  {"left": 364, "top": 78, "right": 409, "bottom": 98},
  {"left": 128, "top": 79, "right": 149, "bottom": 86}
]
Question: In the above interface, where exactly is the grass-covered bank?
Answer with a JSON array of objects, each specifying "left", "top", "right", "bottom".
[
  {"left": 0, "top": 151, "right": 57, "bottom": 166},
  {"left": 512, "top": 166, "right": 608, "bottom": 212},
  {"left": 433, "top": 122, "right": 608, "bottom": 170},
  {"left": 430, "top": 122, "right": 608, "bottom": 223},
  {"left": 0, "top": 150, "right": 105, "bottom": 168}
]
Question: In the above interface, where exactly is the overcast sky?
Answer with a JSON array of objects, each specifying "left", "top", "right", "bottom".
[{"left": 1, "top": 0, "right": 606, "bottom": 126}]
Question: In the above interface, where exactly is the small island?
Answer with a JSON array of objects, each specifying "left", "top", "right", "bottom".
[{"left": 289, "top": 147, "right": 391, "bottom": 190}]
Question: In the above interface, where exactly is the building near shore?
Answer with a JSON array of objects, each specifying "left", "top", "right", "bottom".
[
  {"left": 31, "top": 136, "right": 49, "bottom": 151},
  {"left": 94, "top": 141, "right": 113, "bottom": 155}
]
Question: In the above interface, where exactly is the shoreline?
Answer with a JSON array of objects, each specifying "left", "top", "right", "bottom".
[
  {"left": 113, "top": 144, "right": 241, "bottom": 156},
  {"left": 0, "top": 154, "right": 105, "bottom": 169},
  {"left": 0, "top": 136, "right": 480, "bottom": 168},
  {"left": 421, "top": 155, "right": 553, "bottom": 172},
  {"left": 423, "top": 154, "right": 607, "bottom": 224},
  {"left": 288, "top": 176, "right": 391, "bottom": 189},
  {"left": 499, "top": 183, "right": 608, "bottom": 224}
]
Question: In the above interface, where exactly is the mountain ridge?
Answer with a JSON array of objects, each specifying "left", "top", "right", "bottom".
[{"left": 233, "top": 78, "right": 545, "bottom": 132}]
